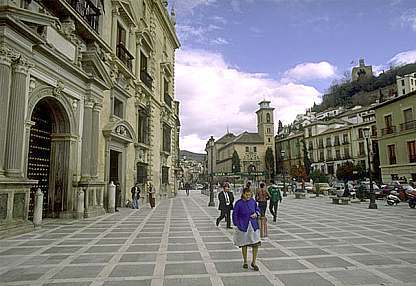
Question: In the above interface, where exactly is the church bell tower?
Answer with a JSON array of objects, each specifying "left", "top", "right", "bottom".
[{"left": 256, "top": 100, "right": 275, "bottom": 148}]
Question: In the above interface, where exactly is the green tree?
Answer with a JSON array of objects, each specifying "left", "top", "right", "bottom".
[
  {"left": 336, "top": 162, "right": 354, "bottom": 182},
  {"left": 265, "top": 147, "right": 275, "bottom": 180},
  {"left": 309, "top": 170, "right": 328, "bottom": 183},
  {"left": 302, "top": 140, "right": 312, "bottom": 176},
  {"left": 231, "top": 150, "right": 241, "bottom": 173}
]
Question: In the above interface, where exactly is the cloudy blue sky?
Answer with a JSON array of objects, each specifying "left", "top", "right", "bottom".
[{"left": 173, "top": 0, "right": 416, "bottom": 153}]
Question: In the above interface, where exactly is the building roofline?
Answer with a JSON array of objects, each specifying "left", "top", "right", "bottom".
[{"left": 373, "top": 91, "right": 416, "bottom": 109}]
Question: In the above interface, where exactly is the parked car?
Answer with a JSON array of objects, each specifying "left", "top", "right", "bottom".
[{"left": 313, "top": 183, "right": 334, "bottom": 195}]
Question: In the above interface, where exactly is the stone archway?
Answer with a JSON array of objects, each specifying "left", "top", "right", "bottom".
[{"left": 27, "top": 97, "right": 71, "bottom": 219}]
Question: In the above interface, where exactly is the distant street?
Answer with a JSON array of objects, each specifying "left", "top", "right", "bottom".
[{"left": 1, "top": 191, "right": 416, "bottom": 286}]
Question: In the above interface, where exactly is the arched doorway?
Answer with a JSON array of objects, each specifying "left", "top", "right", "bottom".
[{"left": 27, "top": 97, "right": 71, "bottom": 219}]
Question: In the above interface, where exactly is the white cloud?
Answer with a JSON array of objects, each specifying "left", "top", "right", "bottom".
[
  {"left": 210, "top": 37, "right": 229, "bottom": 45},
  {"left": 388, "top": 50, "right": 416, "bottom": 67},
  {"left": 400, "top": 9, "right": 416, "bottom": 31},
  {"left": 175, "top": 49, "right": 321, "bottom": 153},
  {"left": 176, "top": 24, "right": 221, "bottom": 43},
  {"left": 282, "top": 61, "right": 337, "bottom": 82},
  {"left": 175, "top": 0, "right": 217, "bottom": 14}
]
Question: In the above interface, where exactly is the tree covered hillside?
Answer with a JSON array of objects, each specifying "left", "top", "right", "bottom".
[{"left": 312, "top": 63, "right": 416, "bottom": 112}]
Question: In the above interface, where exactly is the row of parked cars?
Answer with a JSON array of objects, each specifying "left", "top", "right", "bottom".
[{"left": 279, "top": 180, "right": 416, "bottom": 200}]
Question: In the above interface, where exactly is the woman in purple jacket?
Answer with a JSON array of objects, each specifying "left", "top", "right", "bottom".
[{"left": 232, "top": 187, "right": 261, "bottom": 271}]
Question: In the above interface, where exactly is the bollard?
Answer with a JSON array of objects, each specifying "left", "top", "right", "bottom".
[
  {"left": 76, "top": 189, "right": 85, "bottom": 219},
  {"left": 33, "top": 188, "right": 43, "bottom": 227},
  {"left": 108, "top": 181, "right": 115, "bottom": 213}
]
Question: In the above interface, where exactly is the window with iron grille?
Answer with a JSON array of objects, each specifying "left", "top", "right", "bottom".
[
  {"left": 388, "top": 144, "right": 396, "bottom": 165},
  {"left": 113, "top": 97, "right": 123, "bottom": 118},
  {"left": 163, "top": 124, "right": 171, "bottom": 153},
  {"left": 408, "top": 141, "right": 416, "bottom": 163},
  {"left": 136, "top": 163, "right": 147, "bottom": 184},
  {"left": 138, "top": 109, "right": 149, "bottom": 144},
  {"left": 162, "top": 166, "right": 169, "bottom": 184}
]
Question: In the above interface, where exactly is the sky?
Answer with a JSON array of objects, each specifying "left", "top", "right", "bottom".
[{"left": 173, "top": 0, "right": 416, "bottom": 153}]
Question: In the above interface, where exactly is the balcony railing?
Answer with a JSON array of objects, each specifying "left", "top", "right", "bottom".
[
  {"left": 410, "top": 154, "right": 416, "bottom": 163},
  {"left": 318, "top": 143, "right": 324, "bottom": 149},
  {"left": 381, "top": 126, "right": 397, "bottom": 136},
  {"left": 343, "top": 154, "right": 351, "bottom": 159},
  {"left": 116, "top": 43, "right": 134, "bottom": 71},
  {"left": 400, "top": 120, "right": 416, "bottom": 132},
  {"left": 140, "top": 70, "right": 153, "bottom": 89},
  {"left": 326, "top": 142, "right": 332, "bottom": 147},
  {"left": 164, "top": 93, "right": 172, "bottom": 108},
  {"left": 326, "top": 155, "right": 333, "bottom": 161},
  {"left": 334, "top": 140, "right": 340, "bottom": 146},
  {"left": 66, "top": 0, "right": 101, "bottom": 32},
  {"left": 342, "top": 140, "right": 349, "bottom": 145}
]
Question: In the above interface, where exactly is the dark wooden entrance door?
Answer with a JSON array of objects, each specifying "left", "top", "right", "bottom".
[{"left": 27, "top": 102, "right": 52, "bottom": 220}]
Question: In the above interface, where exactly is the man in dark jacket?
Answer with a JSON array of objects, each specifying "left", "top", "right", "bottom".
[{"left": 216, "top": 182, "right": 234, "bottom": 228}]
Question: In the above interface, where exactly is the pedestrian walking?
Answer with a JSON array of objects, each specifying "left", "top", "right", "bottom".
[
  {"left": 232, "top": 187, "right": 261, "bottom": 271},
  {"left": 148, "top": 182, "right": 156, "bottom": 208},
  {"left": 255, "top": 182, "right": 270, "bottom": 216},
  {"left": 255, "top": 182, "right": 270, "bottom": 238},
  {"left": 268, "top": 180, "right": 282, "bottom": 222},
  {"left": 131, "top": 183, "right": 141, "bottom": 209},
  {"left": 216, "top": 182, "right": 234, "bottom": 228},
  {"left": 185, "top": 182, "right": 190, "bottom": 196}
]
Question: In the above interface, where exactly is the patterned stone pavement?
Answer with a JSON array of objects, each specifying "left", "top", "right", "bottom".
[{"left": 1, "top": 191, "right": 416, "bottom": 286}]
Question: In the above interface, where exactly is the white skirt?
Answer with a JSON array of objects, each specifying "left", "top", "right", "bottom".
[{"left": 233, "top": 221, "right": 261, "bottom": 247}]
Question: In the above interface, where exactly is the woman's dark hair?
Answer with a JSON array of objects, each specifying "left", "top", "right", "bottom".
[
  {"left": 241, "top": 187, "right": 252, "bottom": 199},
  {"left": 260, "top": 182, "right": 265, "bottom": 188}
]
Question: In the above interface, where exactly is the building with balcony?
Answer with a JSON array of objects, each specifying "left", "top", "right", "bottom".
[
  {"left": 374, "top": 91, "right": 416, "bottom": 183},
  {"left": 276, "top": 106, "right": 379, "bottom": 178},
  {"left": 206, "top": 101, "right": 276, "bottom": 180},
  {"left": 0, "top": 0, "right": 180, "bottom": 236}
]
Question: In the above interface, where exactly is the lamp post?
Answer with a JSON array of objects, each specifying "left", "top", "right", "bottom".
[
  {"left": 363, "top": 127, "right": 377, "bottom": 209},
  {"left": 281, "top": 150, "right": 287, "bottom": 197},
  {"left": 208, "top": 137, "right": 215, "bottom": 207}
]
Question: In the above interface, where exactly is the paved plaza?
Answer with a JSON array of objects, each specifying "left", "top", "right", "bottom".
[{"left": 1, "top": 191, "right": 416, "bottom": 286}]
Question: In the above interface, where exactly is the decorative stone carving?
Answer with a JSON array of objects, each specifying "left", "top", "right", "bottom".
[
  {"left": 53, "top": 80, "right": 65, "bottom": 97},
  {"left": 115, "top": 125, "right": 127, "bottom": 136},
  {"left": 61, "top": 17, "right": 76, "bottom": 36},
  {"left": 29, "top": 77, "right": 37, "bottom": 93}
]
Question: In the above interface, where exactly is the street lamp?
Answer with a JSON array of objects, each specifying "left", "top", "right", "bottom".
[
  {"left": 363, "top": 127, "right": 377, "bottom": 209},
  {"left": 208, "top": 137, "right": 215, "bottom": 207},
  {"left": 281, "top": 149, "right": 287, "bottom": 197}
]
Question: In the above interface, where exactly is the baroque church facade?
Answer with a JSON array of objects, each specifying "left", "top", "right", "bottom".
[
  {"left": 0, "top": 0, "right": 180, "bottom": 236},
  {"left": 206, "top": 101, "right": 275, "bottom": 178}
]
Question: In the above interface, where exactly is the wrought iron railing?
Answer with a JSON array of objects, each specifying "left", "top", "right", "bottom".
[
  {"left": 381, "top": 126, "right": 396, "bottom": 136},
  {"left": 140, "top": 70, "right": 153, "bottom": 89},
  {"left": 400, "top": 120, "right": 416, "bottom": 132},
  {"left": 116, "top": 43, "right": 134, "bottom": 71},
  {"left": 66, "top": 0, "right": 101, "bottom": 31}
]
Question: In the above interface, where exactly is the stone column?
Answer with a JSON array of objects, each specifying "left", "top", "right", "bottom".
[
  {"left": 90, "top": 103, "right": 102, "bottom": 179},
  {"left": 33, "top": 189, "right": 44, "bottom": 227},
  {"left": 0, "top": 45, "right": 13, "bottom": 176},
  {"left": 5, "top": 56, "right": 32, "bottom": 178},
  {"left": 108, "top": 181, "right": 115, "bottom": 213},
  {"left": 80, "top": 99, "right": 94, "bottom": 181},
  {"left": 76, "top": 189, "right": 84, "bottom": 219}
]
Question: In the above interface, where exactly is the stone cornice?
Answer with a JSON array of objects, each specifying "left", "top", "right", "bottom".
[{"left": 152, "top": 1, "right": 180, "bottom": 49}]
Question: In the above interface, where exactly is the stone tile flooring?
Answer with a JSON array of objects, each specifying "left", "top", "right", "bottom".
[{"left": 1, "top": 191, "right": 416, "bottom": 285}]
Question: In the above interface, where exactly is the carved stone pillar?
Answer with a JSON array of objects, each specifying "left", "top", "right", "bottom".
[
  {"left": 81, "top": 99, "right": 94, "bottom": 181},
  {"left": 0, "top": 45, "right": 13, "bottom": 176},
  {"left": 5, "top": 56, "right": 32, "bottom": 178},
  {"left": 90, "top": 103, "right": 102, "bottom": 179}
]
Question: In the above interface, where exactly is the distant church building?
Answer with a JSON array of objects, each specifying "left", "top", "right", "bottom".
[
  {"left": 206, "top": 101, "right": 275, "bottom": 177},
  {"left": 352, "top": 59, "right": 373, "bottom": 81}
]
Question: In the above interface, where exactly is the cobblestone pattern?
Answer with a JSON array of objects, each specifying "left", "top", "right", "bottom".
[{"left": 1, "top": 192, "right": 416, "bottom": 285}]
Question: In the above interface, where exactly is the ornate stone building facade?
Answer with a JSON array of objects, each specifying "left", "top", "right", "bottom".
[{"left": 0, "top": 0, "right": 180, "bottom": 236}]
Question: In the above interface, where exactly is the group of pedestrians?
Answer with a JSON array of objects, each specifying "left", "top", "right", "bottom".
[
  {"left": 129, "top": 182, "right": 156, "bottom": 210},
  {"left": 215, "top": 180, "right": 283, "bottom": 271}
]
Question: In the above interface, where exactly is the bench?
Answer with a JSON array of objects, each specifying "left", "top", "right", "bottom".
[
  {"left": 330, "top": 196, "right": 350, "bottom": 205},
  {"left": 295, "top": 192, "right": 306, "bottom": 199}
]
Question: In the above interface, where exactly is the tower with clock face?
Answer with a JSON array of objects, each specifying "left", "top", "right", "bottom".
[{"left": 352, "top": 59, "right": 373, "bottom": 81}]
